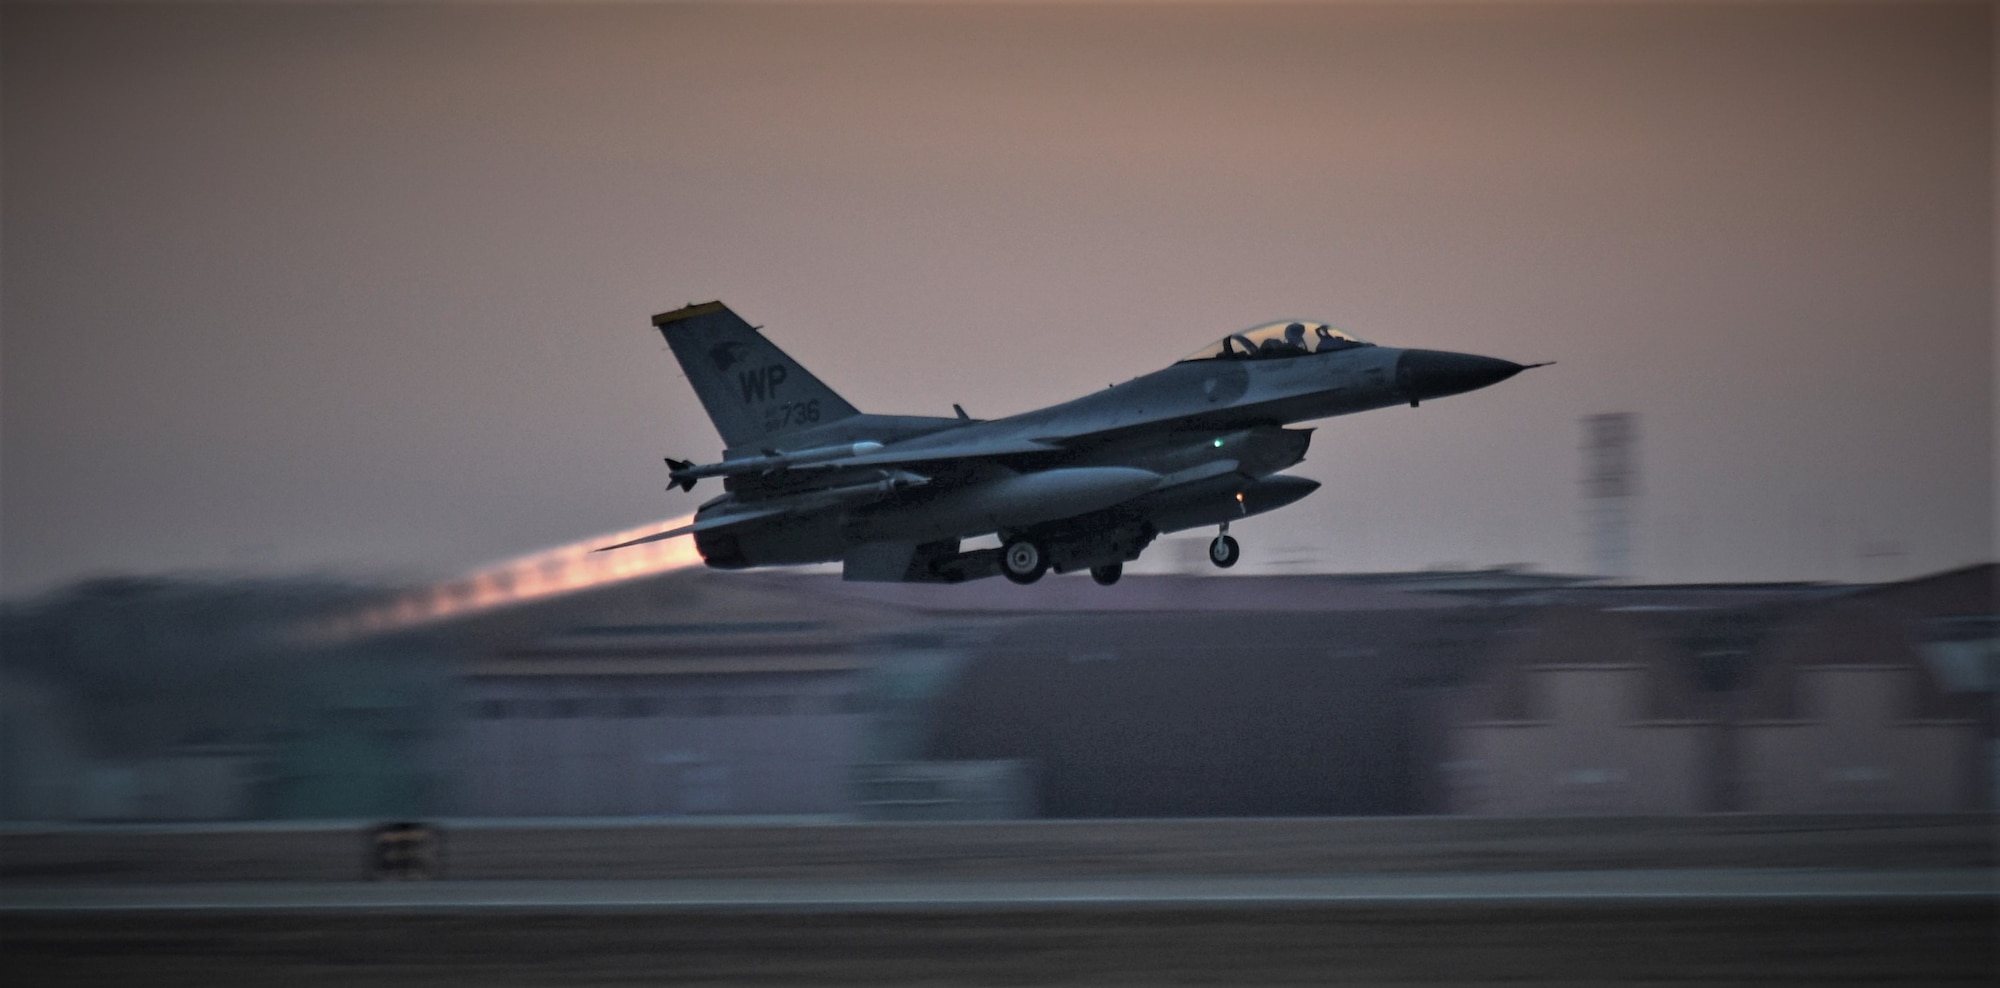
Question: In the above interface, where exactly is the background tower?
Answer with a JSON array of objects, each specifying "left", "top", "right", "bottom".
[{"left": 1582, "top": 413, "right": 1638, "bottom": 580}]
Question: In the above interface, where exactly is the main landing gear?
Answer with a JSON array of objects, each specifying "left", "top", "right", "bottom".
[
  {"left": 1001, "top": 536, "right": 1124, "bottom": 586},
  {"left": 1001, "top": 538, "right": 1049, "bottom": 585},
  {"left": 1209, "top": 523, "right": 1240, "bottom": 569}
]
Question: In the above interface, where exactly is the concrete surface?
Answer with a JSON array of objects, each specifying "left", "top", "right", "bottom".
[
  {"left": 5, "top": 816, "right": 1993, "bottom": 985},
  {"left": 2, "top": 868, "right": 1989, "bottom": 914},
  {"left": 4, "top": 813, "right": 1991, "bottom": 882}
]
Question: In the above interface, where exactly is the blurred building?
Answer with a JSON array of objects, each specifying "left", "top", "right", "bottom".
[
  {"left": 74, "top": 745, "right": 265, "bottom": 822},
  {"left": 1442, "top": 566, "right": 1993, "bottom": 815},
  {"left": 1732, "top": 573, "right": 1993, "bottom": 813},
  {"left": 407, "top": 569, "right": 1516, "bottom": 819},
  {"left": 0, "top": 670, "right": 90, "bottom": 820},
  {"left": 0, "top": 578, "right": 445, "bottom": 823},
  {"left": 921, "top": 606, "right": 1504, "bottom": 817},
  {"left": 403, "top": 566, "right": 1517, "bottom": 819},
  {"left": 2, "top": 562, "right": 1990, "bottom": 821},
  {"left": 415, "top": 571, "right": 891, "bottom": 817},
  {"left": 1445, "top": 608, "right": 1716, "bottom": 815}
]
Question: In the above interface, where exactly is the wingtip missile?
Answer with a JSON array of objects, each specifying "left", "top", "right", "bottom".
[
  {"left": 664, "top": 457, "right": 699, "bottom": 492},
  {"left": 666, "top": 442, "right": 888, "bottom": 486}
]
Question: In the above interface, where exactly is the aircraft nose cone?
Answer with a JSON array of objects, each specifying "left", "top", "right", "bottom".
[{"left": 1395, "top": 349, "right": 1524, "bottom": 401}]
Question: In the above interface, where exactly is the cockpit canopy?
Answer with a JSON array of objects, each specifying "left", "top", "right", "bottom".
[{"left": 1177, "top": 321, "right": 1374, "bottom": 363}]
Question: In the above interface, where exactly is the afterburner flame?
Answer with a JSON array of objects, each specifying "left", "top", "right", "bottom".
[{"left": 320, "top": 514, "right": 700, "bottom": 639}]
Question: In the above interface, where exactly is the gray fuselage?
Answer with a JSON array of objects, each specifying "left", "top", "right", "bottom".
[{"left": 691, "top": 345, "right": 1416, "bottom": 571}]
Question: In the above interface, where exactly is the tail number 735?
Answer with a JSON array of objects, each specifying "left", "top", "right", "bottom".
[{"left": 764, "top": 399, "right": 820, "bottom": 431}]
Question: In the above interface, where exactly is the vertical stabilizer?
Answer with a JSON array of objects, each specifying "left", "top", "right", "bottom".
[{"left": 654, "top": 302, "right": 861, "bottom": 451}]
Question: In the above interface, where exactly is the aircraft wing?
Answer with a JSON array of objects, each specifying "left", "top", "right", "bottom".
[{"left": 593, "top": 506, "right": 788, "bottom": 552}]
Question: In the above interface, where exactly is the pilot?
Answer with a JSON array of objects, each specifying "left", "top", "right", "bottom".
[
  {"left": 1283, "top": 322, "right": 1308, "bottom": 352},
  {"left": 1260, "top": 323, "right": 1308, "bottom": 357}
]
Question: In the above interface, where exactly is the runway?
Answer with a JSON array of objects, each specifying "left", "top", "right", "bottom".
[
  {"left": 9, "top": 820, "right": 1993, "bottom": 983},
  {"left": 4, "top": 867, "right": 1988, "bottom": 914}
]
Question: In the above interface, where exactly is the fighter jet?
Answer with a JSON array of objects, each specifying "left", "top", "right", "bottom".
[{"left": 602, "top": 301, "right": 1541, "bottom": 586}]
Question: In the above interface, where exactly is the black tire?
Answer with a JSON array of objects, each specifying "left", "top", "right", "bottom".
[
  {"left": 1209, "top": 534, "right": 1240, "bottom": 569},
  {"left": 1001, "top": 539, "right": 1047, "bottom": 584},
  {"left": 1090, "top": 563, "right": 1123, "bottom": 586}
]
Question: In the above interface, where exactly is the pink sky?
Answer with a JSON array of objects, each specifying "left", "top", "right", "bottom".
[{"left": 3, "top": 3, "right": 1991, "bottom": 593}]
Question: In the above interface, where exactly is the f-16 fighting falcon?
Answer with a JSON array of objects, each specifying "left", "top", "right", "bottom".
[{"left": 602, "top": 301, "right": 1543, "bottom": 586}]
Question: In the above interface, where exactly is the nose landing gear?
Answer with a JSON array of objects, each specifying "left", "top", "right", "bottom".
[
  {"left": 1089, "top": 563, "right": 1123, "bottom": 586},
  {"left": 1209, "top": 523, "right": 1240, "bottom": 569}
]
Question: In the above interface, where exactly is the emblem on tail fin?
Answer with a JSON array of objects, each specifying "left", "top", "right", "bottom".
[{"left": 708, "top": 341, "right": 750, "bottom": 372}]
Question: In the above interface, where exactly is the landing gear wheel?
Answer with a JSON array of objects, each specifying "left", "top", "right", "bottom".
[
  {"left": 1209, "top": 534, "right": 1241, "bottom": 569},
  {"left": 1089, "top": 563, "right": 1123, "bottom": 586},
  {"left": 1001, "top": 539, "right": 1048, "bottom": 585}
]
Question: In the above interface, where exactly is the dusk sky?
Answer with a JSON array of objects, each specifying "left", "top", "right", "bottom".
[{"left": 3, "top": 2, "right": 1992, "bottom": 596}]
